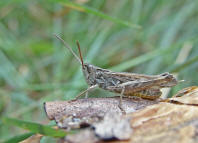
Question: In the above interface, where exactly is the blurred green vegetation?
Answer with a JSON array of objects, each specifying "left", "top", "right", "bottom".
[{"left": 0, "top": 0, "right": 198, "bottom": 142}]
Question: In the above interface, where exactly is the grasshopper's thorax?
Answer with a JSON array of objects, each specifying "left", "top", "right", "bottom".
[{"left": 82, "top": 63, "right": 122, "bottom": 89}]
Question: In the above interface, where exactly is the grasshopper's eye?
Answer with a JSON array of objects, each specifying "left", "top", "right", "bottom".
[
  {"left": 161, "top": 72, "right": 168, "bottom": 76},
  {"left": 83, "top": 65, "right": 90, "bottom": 73},
  {"left": 86, "top": 66, "right": 91, "bottom": 73}
]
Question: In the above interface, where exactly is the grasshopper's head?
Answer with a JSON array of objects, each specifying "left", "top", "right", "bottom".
[{"left": 82, "top": 63, "right": 97, "bottom": 86}]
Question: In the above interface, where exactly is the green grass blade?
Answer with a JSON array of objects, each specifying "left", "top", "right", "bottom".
[
  {"left": 3, "top": 133, "right": 34, "bottom": 143},
  {"left": 170, "top": 55, "right": 198, "bottom": 73},
  {"left": 2, "top": 117, "right": 74, "bottom": 137},
  {"left": 58, "top": 0, "right": 141, "bottom": 29},
  {"left": 110, "top": 45, "right": 181, "bottom": 72},
  {"left": 145, "top": 1, "right": 196, "bottom": 74}
]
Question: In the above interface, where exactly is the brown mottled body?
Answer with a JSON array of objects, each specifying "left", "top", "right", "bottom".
[{"left": 82, "top": 63, "right": 177, "bottom": 100}]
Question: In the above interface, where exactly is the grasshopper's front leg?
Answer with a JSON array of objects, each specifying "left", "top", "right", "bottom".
[{"left": 74, "top": 84, "right": 98, "bottom": 100}]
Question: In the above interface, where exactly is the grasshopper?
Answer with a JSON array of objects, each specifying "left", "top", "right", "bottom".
[{"left": 55, "top": 35, "right": 178, "bottom": 111}]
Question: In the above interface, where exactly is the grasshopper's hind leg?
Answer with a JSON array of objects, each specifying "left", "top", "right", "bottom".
[{"left": 118, "top": 86, "right": 126, "bottom": 114}]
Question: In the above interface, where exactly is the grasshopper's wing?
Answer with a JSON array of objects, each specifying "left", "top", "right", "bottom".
[
  {"left": 106, "top": 72, "right": 177, "bottom": 88},
  {"left": 106, "top": 73, "right": 177, "bottom": 94},
  {"left": 106, "top": 71, "right": 170, "bottom": 82}
]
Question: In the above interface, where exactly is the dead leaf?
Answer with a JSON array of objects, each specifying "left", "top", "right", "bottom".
[
  {"left": 126, "top": 102, "right": 198, "bottom": 143},
  {"left": 64, "top": 129, "right": 99, "bottom": 143},
  {"left": 93, "top": 113, "right": 132, "bottom": 140},
  {"left": 62, "top": 113, "right": 132, "bottom": 143},
  {"left": 169, "top": 86, "right": 198, "bottom": 105}
]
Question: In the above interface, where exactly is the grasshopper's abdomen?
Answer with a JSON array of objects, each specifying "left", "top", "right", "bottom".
[{"left": 126, "top": 89, "right": 162, "bottom": 100}]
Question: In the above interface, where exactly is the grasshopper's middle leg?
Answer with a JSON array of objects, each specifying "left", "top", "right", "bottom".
[{"left": 118, "top": 86, "right": 126, "bottom": 114}]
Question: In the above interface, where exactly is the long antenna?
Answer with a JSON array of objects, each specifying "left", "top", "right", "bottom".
[
  {"left": 76, "top": 40, "right": 84, "bottom": 66},
  {"left": 54, "top": 34, "right": 81, "bottom": 64}
]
